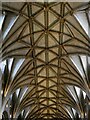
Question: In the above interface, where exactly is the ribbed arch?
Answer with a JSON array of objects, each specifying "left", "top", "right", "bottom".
[{"left": 0, "top": 1, "right": 90, "bottom": 119}]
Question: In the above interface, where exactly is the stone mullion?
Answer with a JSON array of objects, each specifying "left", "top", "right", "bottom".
[
  {"left": 0, "top": 69, "right": 2, "bottom": 119},
  {"left": 0, "top": 2, "right": 2, "bottom": 117},
  {"left": 86, "top": 10, "right": 90, "bottom": 36}
]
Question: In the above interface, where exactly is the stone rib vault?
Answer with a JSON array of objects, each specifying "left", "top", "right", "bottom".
[{"left": 0, "top": 1, "right": 90, "bottom": 119}]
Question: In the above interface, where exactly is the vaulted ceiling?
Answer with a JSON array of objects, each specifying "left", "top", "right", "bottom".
[{"left": 0, "top": 1, "right": 90, "bottom": 119}]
